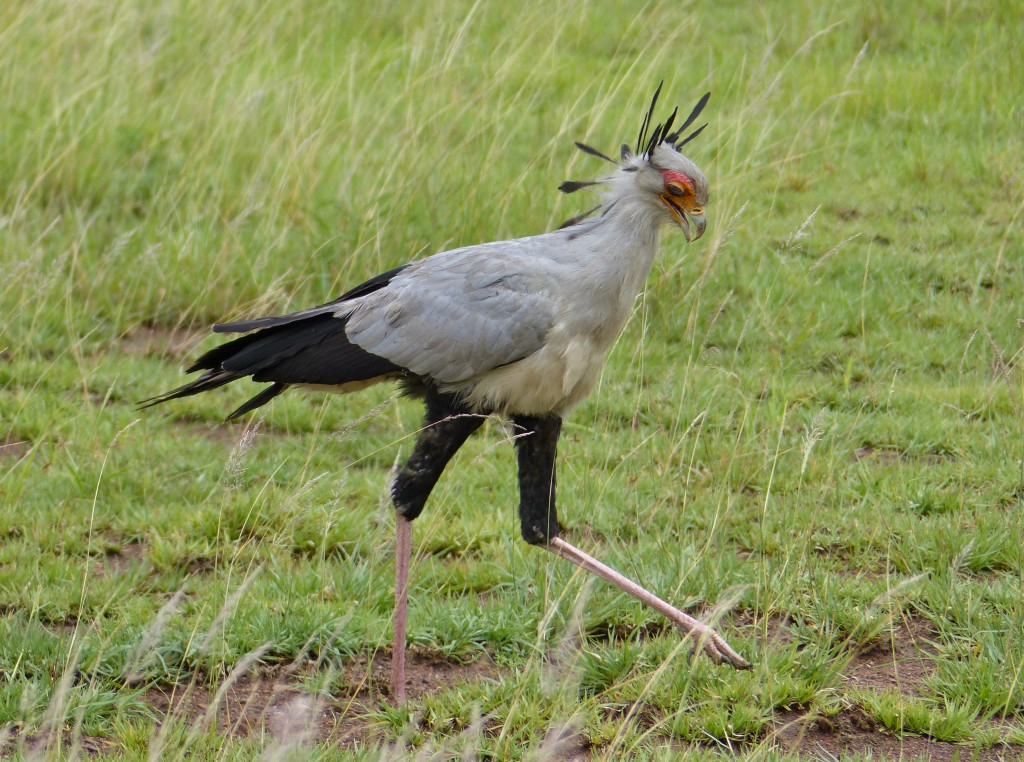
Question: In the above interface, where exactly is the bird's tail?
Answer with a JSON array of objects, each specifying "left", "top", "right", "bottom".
[
  {"left": 137, "top": 372, "right": 287, "bottom": 421},
  {"left": 139, "top": 313, "right": 402, "bottom": 420}
]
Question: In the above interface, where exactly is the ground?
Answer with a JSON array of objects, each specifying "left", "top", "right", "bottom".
[{"left": 1, "top": 0, "right": 1023, "bottom": 759}]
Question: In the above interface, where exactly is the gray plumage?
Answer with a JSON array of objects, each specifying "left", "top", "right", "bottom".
[
  {"left": 142, "top": 90, "right": 754, "bottom": 688},
  {"left": 143, "top": 106, "right": 710, "bottom": 422},
  {"left": 343, "top": 248, "right": 556, "bottom": 385},
  {"left": 339, "top": 144, "right": 707, "bottom": 415}
]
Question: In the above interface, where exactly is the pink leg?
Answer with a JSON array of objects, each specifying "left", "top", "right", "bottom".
[
  {"left": 547, "top": 537, "right": 750, "bottom": 670},
  {"left": 392, "top": 513, "right": 412, "bottom": 702}
]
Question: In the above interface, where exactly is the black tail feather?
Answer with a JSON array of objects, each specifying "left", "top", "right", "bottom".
[
  {"left": 143, "top": 314, "right": 404, "bottom": 419},
  {"left": 187, "top": 330, "right": 272, "bottom": 373},
  {"left": 226, "top": 382, "right": 288, "bottom": 420},
  {"left": 138, "top": 370, "right": 238, "bottom": 410}
]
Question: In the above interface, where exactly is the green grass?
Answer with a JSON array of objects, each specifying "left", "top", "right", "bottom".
[{"left": 2, "top": 0, "right": 1023, "bottom": 759}]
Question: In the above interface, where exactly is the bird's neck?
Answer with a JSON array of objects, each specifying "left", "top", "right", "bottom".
[
  {"left": 561, "top": 196, "right": 664, "bottom": 347},
  {"left": 595, "top": 195, "right": 663, "bottom": 289}
]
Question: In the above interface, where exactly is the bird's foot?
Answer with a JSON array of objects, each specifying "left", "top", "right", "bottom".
[
  {"left": 677, "top": 617, "right": 751, "bottom": 670},
  {"left": 546, "top": 537, "right": 750, "bottom": 671}
]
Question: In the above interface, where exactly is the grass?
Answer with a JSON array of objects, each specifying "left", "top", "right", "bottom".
[{"left": 1, "top": 0, "right": 1023, "bottom": 758}]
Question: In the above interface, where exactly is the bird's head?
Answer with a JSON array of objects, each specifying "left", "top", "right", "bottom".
[
  {"left": 559, "top": 86, "right": 710, "bottom": 242},
  {"left": 630, "top": 142, "right": 709, "bottom": 242}
]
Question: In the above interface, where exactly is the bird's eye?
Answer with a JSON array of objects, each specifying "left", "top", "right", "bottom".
[{"left": 667, "top": 185, "right": 684, "bottom": 197}]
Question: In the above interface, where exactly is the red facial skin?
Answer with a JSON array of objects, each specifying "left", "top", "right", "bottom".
[{"left": 660, "top": 169, "right": 694, "bottom": 193}]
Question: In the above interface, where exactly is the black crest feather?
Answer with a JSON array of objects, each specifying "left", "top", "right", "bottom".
[
  {"left": 558, "top": 180, "right": 600, "bottom": 194},
  {"left": 553, "top": 86, "right": 711, "bottom": 233},
  {"left": 647, "top": 90, "right": 712, "bottom": 157},
  {"left": 634, "top": 81, "right": 663, "bottom": 157},
  {"left": 557, "top": 204, "right": 602, "bottom": 230},
  {"left": 643, "top": 89, "right": 711, "bottom": 158},
  {"left": 665, "top": 91, "right": 710, "bottom": 144},
  {"left": 673, "top": 121, "right": 708, "bottom": 149},
  {"left": 574, "top": 141, "right": 616, "bottom": 165}
]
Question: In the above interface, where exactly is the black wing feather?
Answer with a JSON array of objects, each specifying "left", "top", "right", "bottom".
[{"left": 243, "top": 317, "right": 401, "bottom": 384}]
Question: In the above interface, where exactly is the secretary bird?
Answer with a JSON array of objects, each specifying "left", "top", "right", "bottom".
[{"left": 143, "top": 86, "right": 750, "bottom": 700}]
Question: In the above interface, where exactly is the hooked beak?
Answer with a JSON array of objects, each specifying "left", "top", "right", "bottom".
[
  {"left": 685, "top": 211, "right": 707, "bottom": 242},
  {"left": 661, "top": 196, "right": 708, "bottom": 242}
]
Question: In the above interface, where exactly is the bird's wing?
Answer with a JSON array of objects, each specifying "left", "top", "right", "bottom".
[
  {"left": 342, "top": 243, "right": 558, "bottom": 383},
  {"left": 213, "top": 265, "right": 409, "bottom": 334}
]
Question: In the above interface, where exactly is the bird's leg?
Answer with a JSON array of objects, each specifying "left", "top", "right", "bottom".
[
  {"left": 511, "top": 414, "right": 563, "bottom": 544},
  {"left": 392, "top": 512, "right": 411, "bottom": 703},
  {"left": 512, "top": 414, "right": 750, "bottom": 671},
  {"left": 546, "top": 538, "right": 751, "bottom": 669},
  {"left": 390, "top": 391, "right": 484, "bottom": 702}
]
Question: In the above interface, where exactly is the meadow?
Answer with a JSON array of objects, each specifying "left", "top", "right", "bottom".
[{"left": 1, "top": 0, "right": 1023, "bottom": 759}]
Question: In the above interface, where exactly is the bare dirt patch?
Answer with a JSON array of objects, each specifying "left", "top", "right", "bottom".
[
  {"left": 40, "top": 617, "right": 79, "bottom": 636},
  {"left": 147, "top": 666, "right": 349, "bottom": 746},
  {"left": 3, "top": 729, "right": 119, "bottom": 759},
  {"left": 766, "top": 615, "right": 1024, "bottom": 759},
  {"left": 339, "top": 649, "right": 501, "bottom": 702},
  {"left": 122, "top": 325, "right": 204, "bottom": 362},
  {"left": 143, "top": 650, "right": 502, "bottom": 748},
  {"left": 853, "top": 445, "right": 951, "bottom": 465},
  {"left": 842, "top": 616, "right": 937, "bottom": 697},
  {"left": 92, "top": 539, "right": 146, "bottom": 579},
  {"left": 770, "top": 707, "right": 1013, "bottom": 761}
]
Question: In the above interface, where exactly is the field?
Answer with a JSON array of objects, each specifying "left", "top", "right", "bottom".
[{"left": 2, "top": 0, "right": 1023, "bottom": 759}]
